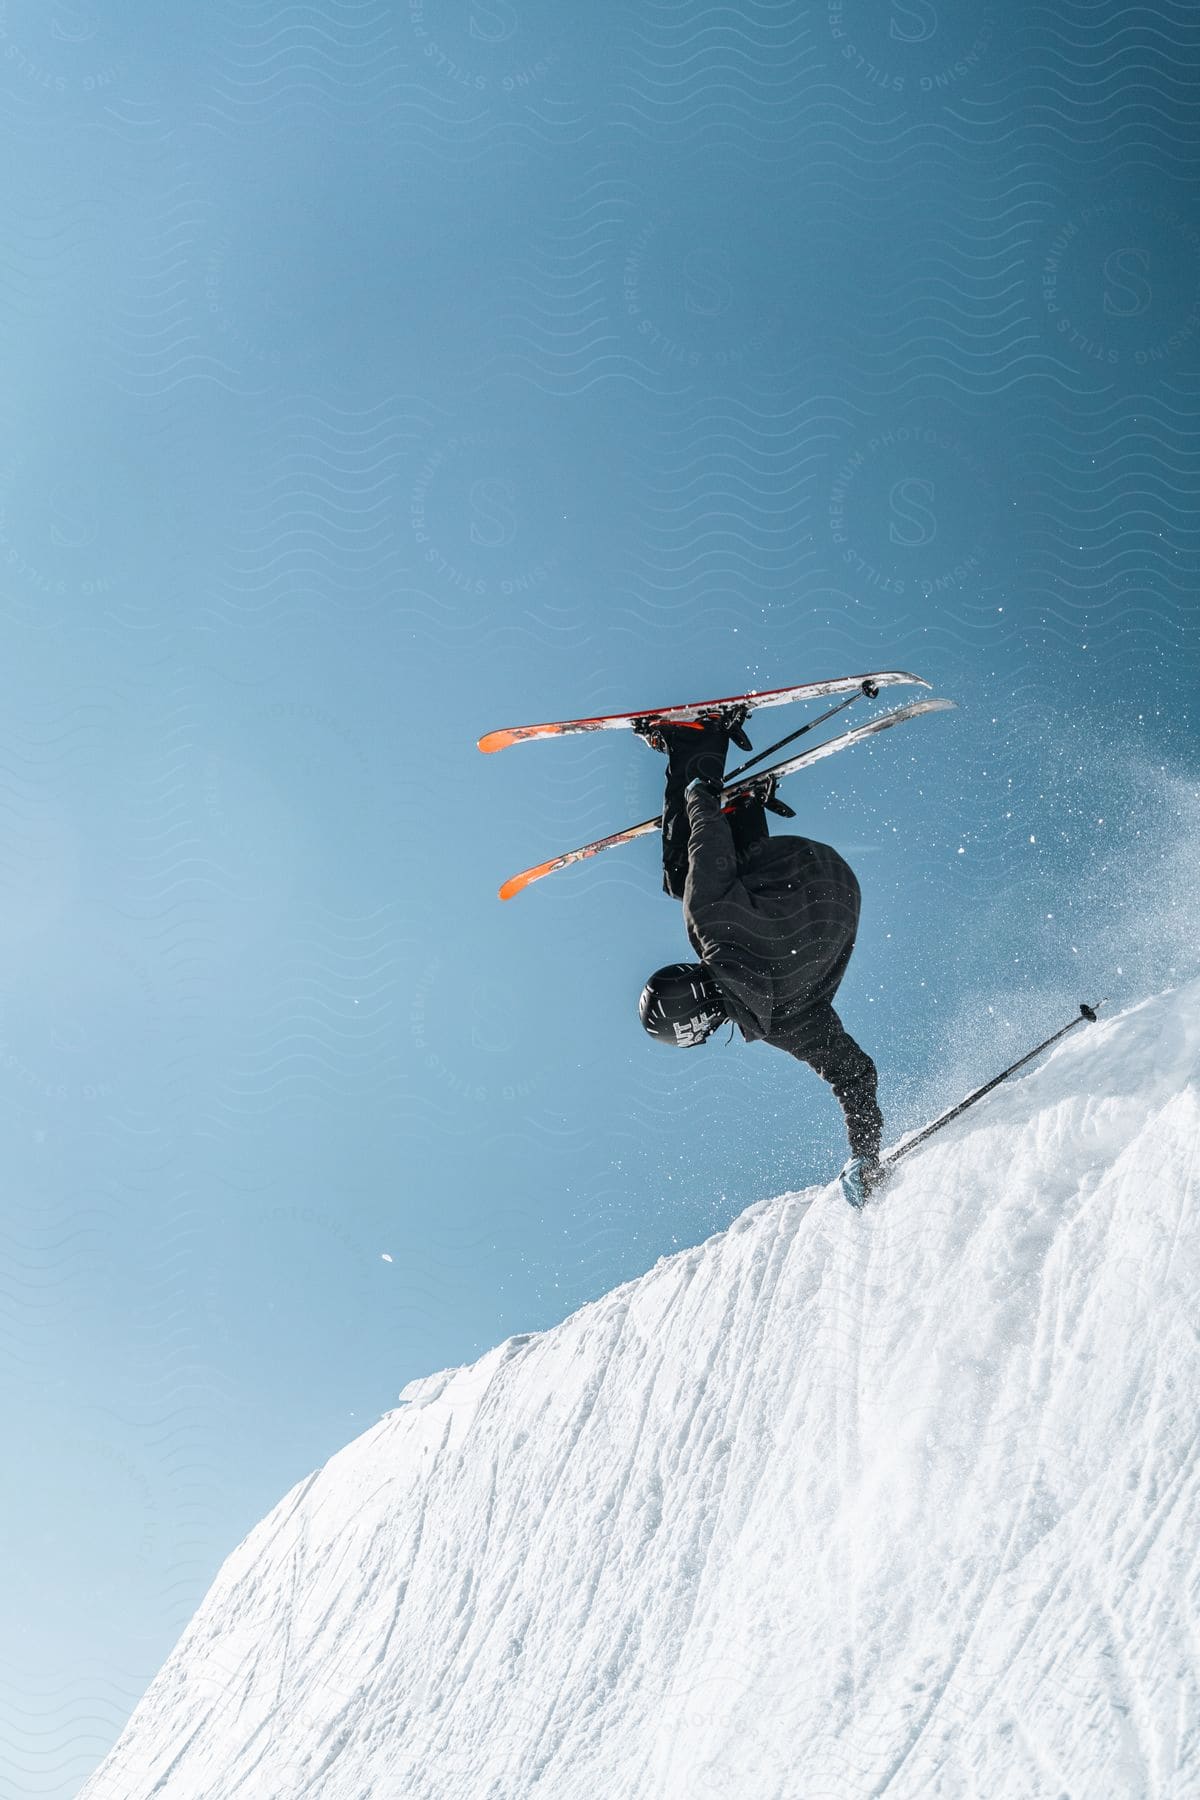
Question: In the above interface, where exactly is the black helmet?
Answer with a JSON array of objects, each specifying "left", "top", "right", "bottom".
[{"left": 638, "top": 962, "right": 727, "bottom": 1047}]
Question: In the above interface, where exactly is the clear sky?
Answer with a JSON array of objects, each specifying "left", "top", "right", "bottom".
[{"left": 1, "top": 2, "right": 1198, "bottom": 1793}]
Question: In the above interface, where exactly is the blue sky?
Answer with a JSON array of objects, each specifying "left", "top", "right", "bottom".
[{"left": 1, "top": 2, "right": 1198, "bottom": 1793}]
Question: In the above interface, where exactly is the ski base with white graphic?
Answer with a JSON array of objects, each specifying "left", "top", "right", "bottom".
[
  {"left": 498, "top": 696, "right": 956, "bottom": 900},
  {"left": 478, "top": 671, "right": 928, "bottom": 754}
]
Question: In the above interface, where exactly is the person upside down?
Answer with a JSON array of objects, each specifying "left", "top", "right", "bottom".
[{"left": 635, "top": 712, "right": 888, "bottom": 1206}]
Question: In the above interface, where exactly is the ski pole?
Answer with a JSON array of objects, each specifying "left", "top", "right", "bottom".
[
  {"left": 884, "top": 1000, "right": 1106, "bottom": 1169},
  {"left": 723, "top": 679, "right": 880, "bottom": 785}
]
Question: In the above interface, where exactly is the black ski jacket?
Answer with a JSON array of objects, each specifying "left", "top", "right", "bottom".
[{"left": 681, "top": 784, "right": 861, "bottom": 1057}]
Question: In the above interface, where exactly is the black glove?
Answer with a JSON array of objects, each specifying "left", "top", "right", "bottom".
[
  {"left": 685, "top": 773, "right": 723, "bottom": 801},
  {"left": 840, "top": 1156, "right": 890, "bottom": 1209}
]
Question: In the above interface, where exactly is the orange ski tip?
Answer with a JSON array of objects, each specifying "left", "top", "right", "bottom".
[
  {"left": 478, "top": 728, "right": 518, "bottom": 754},
  {"left": 499, "top": 860, "right": 556, "bottom": 901}
]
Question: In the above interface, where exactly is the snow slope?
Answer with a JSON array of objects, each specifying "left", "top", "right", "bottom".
[{"left": 82, "top": 985, "right": 1200, "bottom": 1800}]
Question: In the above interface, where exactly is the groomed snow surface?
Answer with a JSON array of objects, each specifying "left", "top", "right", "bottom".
[{"left": 82, "top": 985, "right": 1199, "bottom": 1799}]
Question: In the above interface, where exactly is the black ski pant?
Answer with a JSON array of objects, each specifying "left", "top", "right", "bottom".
[{"left": 661, "top": 722, "right": 767, "bottom": 900}]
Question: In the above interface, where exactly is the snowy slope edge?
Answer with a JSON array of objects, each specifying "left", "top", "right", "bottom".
[{"left": 81, "top": 984, "right": 1200, "bottom": 1800}]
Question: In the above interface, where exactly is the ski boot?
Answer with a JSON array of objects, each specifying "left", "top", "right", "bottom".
[
  {"left": 731, "top": 771, "right": 795, "bottom": 819},
  {"left": 632, "top": 703, "right": 753, "bottom": 755}
]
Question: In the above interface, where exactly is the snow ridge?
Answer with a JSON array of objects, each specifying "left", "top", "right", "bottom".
[{"left": 82, "top": 985, "right": 1200, "bottom": 1799}]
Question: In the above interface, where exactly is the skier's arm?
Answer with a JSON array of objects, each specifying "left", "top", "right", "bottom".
[
  {"left": 682, "top": 781, "right": 740, "bottom": 911},
  {"left": 791, "top": 1006, "right": 883, "bottom": 1162},
  {"left": 682, "top": 778, "right": 774, "bottom": 1040}
]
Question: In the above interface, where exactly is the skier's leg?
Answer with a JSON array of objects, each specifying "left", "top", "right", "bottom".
[
  {"left": 795, "top": 1004, "right": 883, "bottom": 1162},
  {"left": 660, "top": 722, "right": 730, "bottom": 899}
]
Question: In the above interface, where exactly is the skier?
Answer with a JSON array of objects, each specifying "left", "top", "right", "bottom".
[{"left": 636, "top": 713, "right": 887, "bottom": 1206}]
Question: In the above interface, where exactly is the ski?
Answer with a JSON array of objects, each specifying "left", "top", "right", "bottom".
[
  {"left": 498, "top": 696, "right": 956, "bottom": 900},
  {"left": 478, "top": 671, "right": 928, "bottom": 754}
]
